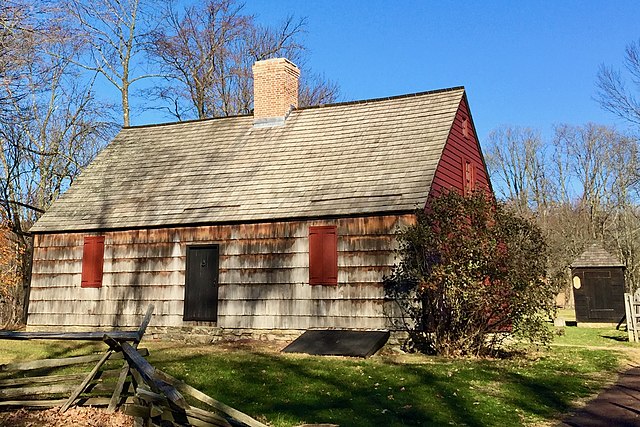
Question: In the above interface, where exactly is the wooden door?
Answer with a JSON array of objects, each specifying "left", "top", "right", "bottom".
[
  {"left": 184, "top": 245, "right": 219, "bottom": 322},
  {"left": 586, "top": 271, "right": 614, "bottom": 320}
]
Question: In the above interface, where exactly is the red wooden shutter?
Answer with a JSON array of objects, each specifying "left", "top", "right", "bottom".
[
  {"left": 322, "top": 227, "right": 338, "bottom": 284},
  {"left": 463, "top": 158, "right": 476, "bottom": 196},
  {"left": 309, "top": 228, "right": 323, "bottom": 284},
  {"left": 81, "top": 236, "right": 105, "bottom": 288},
  {"left": 309, "top": 226, "right": 338, "bottom": 286},
  {"left": 470, "top": 162, "right": 476, "bottom": 192}
]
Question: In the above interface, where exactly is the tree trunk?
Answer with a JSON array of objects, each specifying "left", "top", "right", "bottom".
[
  {"left": 20, "top": 238, "right": 33, "bottom": 325},
  {"left": 122, "top": 83, "right": 130, "bottom": 127}
]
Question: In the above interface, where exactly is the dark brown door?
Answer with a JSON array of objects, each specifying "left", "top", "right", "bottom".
[
  {"left": 584, "top": 270, "right": 615, "bottom": 320},
  {"left": 184, "top": 245, "right": 219, "bottom": 322}
]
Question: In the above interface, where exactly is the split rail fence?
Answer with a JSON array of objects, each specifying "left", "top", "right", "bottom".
[
  {"left": 624, "top": 293, "right": 640, "bottom": 343},
  {"left": 0, "top": 305, "right": 267, "bottom": 427}
]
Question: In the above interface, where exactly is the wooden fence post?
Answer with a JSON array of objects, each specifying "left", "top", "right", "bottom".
[
  {"left": 108, "top": 304, "right": 155, "bottom": 413},
  {"left": 624, "top": 293, "right": 638, "bottom": 343}
]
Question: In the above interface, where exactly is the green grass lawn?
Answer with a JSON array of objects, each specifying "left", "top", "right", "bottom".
[
  {"left": 0, "top": 327, "right": 633, "bottom": 427},
  {"left": 553, "top": 326, "right": 632, "bottom": 348},
  {"left": 0, "top": 340, "right": 105, "bottom": 363}
]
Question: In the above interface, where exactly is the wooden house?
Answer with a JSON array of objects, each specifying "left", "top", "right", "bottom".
[
  {"left": 27, "top": 58, "right": 491, "bottom": 336},
  {"left": 571, "top": 243, "right": 626, "bottom": 323}
]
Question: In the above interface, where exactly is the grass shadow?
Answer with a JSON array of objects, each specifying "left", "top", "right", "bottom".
[
  {"left": 602, "top": 335, "right": 629, "bottom": 343},
  {"left": 145, "top": 342, "right": 620, "bottom": 427}
]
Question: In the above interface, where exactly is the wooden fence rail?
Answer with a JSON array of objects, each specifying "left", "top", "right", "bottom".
[
  {"left": 0, "top": 304, "right": 267, "bottom": 427},
  {"left": 0, "top": 345, "right": 147, "bottom": 408},
  {"left": 0, "top": 305, "right": 154, "bottom": 412}
]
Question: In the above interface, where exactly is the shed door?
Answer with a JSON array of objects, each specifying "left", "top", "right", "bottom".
[
  {"left": 584, "top": 270, "right": 614, "bottom": 320},
  {"left": 184, "top": 245, "right": 219, "bottom": 322}
]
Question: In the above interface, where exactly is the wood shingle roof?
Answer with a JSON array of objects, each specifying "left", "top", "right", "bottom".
[
  {"left": 571, "top": 243, "right": 625, "bottom": 268},
  {"left": 31, "top": 87, "right": 466, "bottom": 232}
]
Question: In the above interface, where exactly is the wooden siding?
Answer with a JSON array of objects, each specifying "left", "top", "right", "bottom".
[
  {"left": 572, "top": 267, "right": 626, "bottom": 322},
  {"left": 28, "top": 215, "right": 414, "bottom": 330},
  {"left": 429, "top": 97, "right": 491, "bottom": 197}
]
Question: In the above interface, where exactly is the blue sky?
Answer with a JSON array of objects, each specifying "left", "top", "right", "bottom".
[
  {"left": 236, "top": 1, "right": 639, "bottom": 141},
  {"left": 133, "top": 1, "right": 640, "bottom": 142}
]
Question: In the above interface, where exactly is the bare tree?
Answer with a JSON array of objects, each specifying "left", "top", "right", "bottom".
[
  {"left": 148, "top": 0, "right": 251, "bottom": 119},
  {"left": 485, "top": 126, "right": 552, "bottom": 213},
  {"left": 0, "top": 1, "right": 116, "bottom": 324},
  {"left": 0, "top": 1, "right": 34, "bottom": 120},
  {"left": 148, "top": 0, "right": 339, "bottom": 120},
  {"left": 553, "top": 123, "right": 638, "bottom": 237},
  {"left": 64, "top": 0, "right": 158, "bottom": 126},
  {"left": 595, "top": 42, "right": 640, "bottom": 289},
  {"left": 485, "top": 122, "right": 640, "bottom": 298},
  {"left": 0, "top": 222, "right": 23, "bottom": 326},
  {"left": 299, "top": 71, "right": 341, "bottom": 107},
  {"left": 596, "top": 39, "right": 640, "bottom": 128}
]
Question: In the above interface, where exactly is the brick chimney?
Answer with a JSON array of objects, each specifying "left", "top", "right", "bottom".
[{"left": 252, "top": 58, "right": 300, "bottom": 127}]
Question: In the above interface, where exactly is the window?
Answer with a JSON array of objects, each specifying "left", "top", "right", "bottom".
[
  {"left": 309, "top": 226, "right": 338, "bottom": 285},
  {"left": 462, "top": 117, "right": 470, "bottom": 138},
  {"left": 462, "top": 157, "right": 476, "bottom": 196},
  {"left": 81, "top": 236, "right": 105, "bottom": 288}
]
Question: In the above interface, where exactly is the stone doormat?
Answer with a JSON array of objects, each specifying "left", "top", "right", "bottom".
[{"left": 282, "top": 330, "right": 390, "bottom": 358}]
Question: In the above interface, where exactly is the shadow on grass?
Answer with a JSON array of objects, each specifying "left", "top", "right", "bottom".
[
  {"left": 0, "top": 339, "right": 106, "bottom": 362},
  {"left": 602, "top": 335, "right": 629, "bottom": 343},
  {"left": 0, "top": 339, "right": 114, "bottom": 383},
  {"left": 147, "top": 345, "right": 620, "bottom": 427}
]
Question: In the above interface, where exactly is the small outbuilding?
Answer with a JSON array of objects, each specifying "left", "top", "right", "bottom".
[{"left": 570, "top": 243, "right": 626, "bottom": 323}]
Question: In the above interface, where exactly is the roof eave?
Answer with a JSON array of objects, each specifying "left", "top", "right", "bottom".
[{"left": 30, "top": 208, "right": 419, "bottom": 235}]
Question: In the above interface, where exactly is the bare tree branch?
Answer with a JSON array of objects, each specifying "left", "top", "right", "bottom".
[
  {"left": 0, "top": 200, "right": 45, "bottom": 214},
  {"left": 596, "top": 39, "right": 640, "bottom": 127},
  {"left": 64, "top": 0, "right": 160, "bottom": 126},
  {"left": 146, "top": 0, "right": 338, "bottom": 120},
  {"left": 0, "top": 0, "right": 117, "bottom": 324}
]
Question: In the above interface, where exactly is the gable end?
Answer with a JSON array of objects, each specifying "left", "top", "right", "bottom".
[{"left": 428, "top": 95, "right": 491, "bottom": 198}]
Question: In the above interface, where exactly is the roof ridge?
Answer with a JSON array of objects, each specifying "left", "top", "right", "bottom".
[
  {"left": 124, "top": 86, "right": 466, "bottom": 130},
  {"left": 124, "top": 112, "right": 252, "bottom": 130},
  {"left": 298, "top": 86, "right": 465, "bottom": 111}
]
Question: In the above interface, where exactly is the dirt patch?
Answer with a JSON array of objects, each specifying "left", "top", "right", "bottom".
[
  {"left": 0, "top": 407, "right": 133, "bottom": 427},
  {"left": 214, "top": 337, "right": 287, "bottom": 352},
  {"left": 146, "top": 337, "right": 288, "bottom": 354}
]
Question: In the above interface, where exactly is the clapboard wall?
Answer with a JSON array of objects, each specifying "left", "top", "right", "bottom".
[
  {"left": 429, "top": 95, "right": 490, "bottom": 197},
  {"left": 28, "top": 214, "right": 413, "bottom": 330}
]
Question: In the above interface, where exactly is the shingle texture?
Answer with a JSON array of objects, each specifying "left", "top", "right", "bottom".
[
  {"left": 31, "top": 87, "right": 465, "bottom": 232},
  {"left": 571, "top": 243, "right": 625, "bottom": 268}
]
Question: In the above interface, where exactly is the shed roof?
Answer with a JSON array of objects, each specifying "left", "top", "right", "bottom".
[
  {"left": 31, "top": 87, "right": 466, "bottom": 233},
  {"left": 571, "top": 243, "right": 625, "bottom": 268}
]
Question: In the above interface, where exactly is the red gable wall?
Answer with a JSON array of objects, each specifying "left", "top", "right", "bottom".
[{"left": 428, "top": 95, "right": 491, "bottom": 198}]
